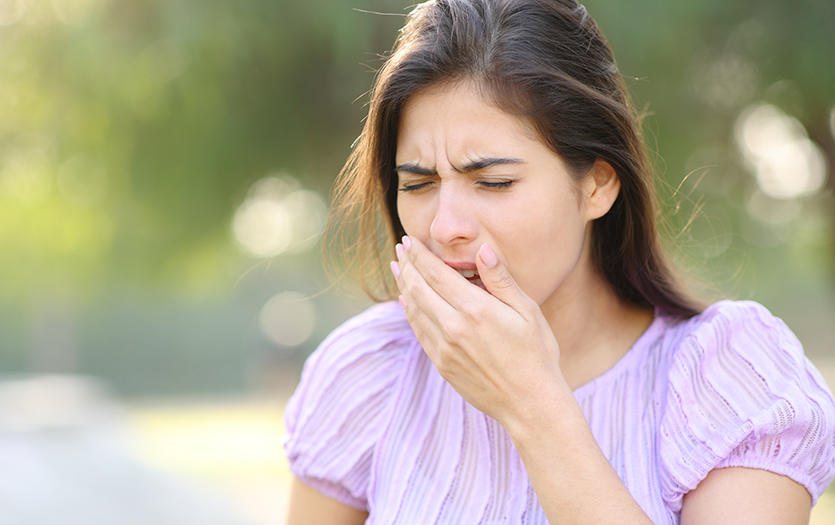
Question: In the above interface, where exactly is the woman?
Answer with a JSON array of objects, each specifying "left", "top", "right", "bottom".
[{"left": 284, "top": 1, "right": 835, "bottom": 523}]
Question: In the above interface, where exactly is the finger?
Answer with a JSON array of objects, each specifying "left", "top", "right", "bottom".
[
  {"left": 393, "top": 255, "right": 455, "bottom": 327},
  {"left": 475, "top": 243, "right": 533, "bottom": 312},
  {"left": 395, "top": 242, "right": 491, "bottom": 367},
  {"left": 401, "top": 236, "right": 488, "bottom": 312},
  {"left": 396, "top": 239, "right": 465, "bottom": 324},
  {"left": 392, "top": 288, "right": 444, "bottom": 363}
]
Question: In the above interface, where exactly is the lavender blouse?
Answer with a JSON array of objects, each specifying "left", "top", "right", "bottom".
[{"left": 284, "top": 300, "right": 835, "bottom": 524}]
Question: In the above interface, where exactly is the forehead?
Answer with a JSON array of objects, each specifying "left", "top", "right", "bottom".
[{"left": 396, "top": 81, "right": 539, "bottom": 163}]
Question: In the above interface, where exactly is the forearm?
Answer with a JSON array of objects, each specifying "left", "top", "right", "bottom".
[{"left": 504, "top": 384, "right": 654, "bottom": 525}]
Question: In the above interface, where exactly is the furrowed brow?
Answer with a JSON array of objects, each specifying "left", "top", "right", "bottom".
[
  {"left": 395, "top": 163, "right": 437, "bottom": 176},
  {"left": 458, "top": 157, "right": 525, "bottom": 173}
]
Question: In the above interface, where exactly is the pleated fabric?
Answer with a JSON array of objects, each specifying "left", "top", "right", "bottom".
[{"left": 284, "top": 301, "right": 835, "bottom": 524}]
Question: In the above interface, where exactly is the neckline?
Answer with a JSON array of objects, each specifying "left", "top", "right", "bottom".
[{"left": 570, "top": 309, "right": 668, "bottom": 399}]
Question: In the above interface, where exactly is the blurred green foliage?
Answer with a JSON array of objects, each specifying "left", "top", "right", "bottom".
[
  {"left": 0, "top": 0, "right": 833, "bottom": 396},
  {"left": 0, "top": 0, "right": 407, "bottom": 302}
]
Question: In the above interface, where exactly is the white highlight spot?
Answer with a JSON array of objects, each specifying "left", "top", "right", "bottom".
[
  {"left": 281, "top": 189, "right": 328, "bottom": 254},
  {"left": 746, "top": 189, "right": 801, "bottom": 226},
  {"left": 735, "top": 103, "right": 827, "bottom": 200},
  {"left": 233, "top": 198, "right": 293, "bottom": 258},
  {"left": 258, "top": 292, "right": 316, "bottom": 347},
  {"left": 232, "top": 174, "right": 327, "bottom": 258}
]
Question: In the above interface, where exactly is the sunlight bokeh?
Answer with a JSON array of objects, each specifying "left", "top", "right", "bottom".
[
  {"left": 735, "top": 102, "right": 827, "bottom": 200},
  {"left": 232, "top": 175, "right": 327, "bottom": 258}
]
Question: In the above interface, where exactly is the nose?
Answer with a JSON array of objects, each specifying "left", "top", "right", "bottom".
[{"left": 429, "top": 181, "right": 478, "bottom": 247}]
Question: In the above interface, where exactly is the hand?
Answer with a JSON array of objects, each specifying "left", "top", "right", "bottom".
[{"left": 390, "top": 236, "right": 567, "bottom": 429}]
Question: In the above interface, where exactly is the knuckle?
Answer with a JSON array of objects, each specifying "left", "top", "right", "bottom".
[
  {"left": 424, "top": 265, "right": 443, "bottom": 288},
  {"left": 468, "top": 299, "right": 487, "bottom": 318},
  {"left": 443, "top": 321, "right": 464, "bottom": 343},
  {"left": 434, "top": 346, "right": 460, "bottom": 376},
  {"left": 412, "top": 324, "right": 426, "bottom": 344},
  {"left": 406, "top": 303, "right": 417, "bottom": 322},
  {"left": 434, "top": 359, "right": 450, "bottom": 378},
  {"left": 405, "top": 303, "right": 424, "bottom": 329},
  {"left": 494, "top": 272, "right": 515, "bottom": 290},
  {"left": 418, "top": 331, "right": 430, "bottom": 347},
  {"left": 409, "top": 282, "right": 424, "bottom": 303},
  {"left": 458, "top": 296, "right": 478, "bottom": 314}
]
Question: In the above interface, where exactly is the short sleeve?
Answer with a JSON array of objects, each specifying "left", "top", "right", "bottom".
[
  {"left": 658, "top": 301, "right": 835, "bottom": 511},
  {"left": 283, "top": 302, "right": 412, "bottom": 510}
]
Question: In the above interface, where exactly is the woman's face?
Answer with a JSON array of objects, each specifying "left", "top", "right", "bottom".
[{"left": 395, "top": 81, "right": 610, "bottom": 312}]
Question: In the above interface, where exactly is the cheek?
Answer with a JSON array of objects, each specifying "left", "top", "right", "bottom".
[
  {"left": 396, "top": 198, "right": 426, "bottom": 238},
  {"left": 499, "top": 201, "right": 587, "bottom": 303}
]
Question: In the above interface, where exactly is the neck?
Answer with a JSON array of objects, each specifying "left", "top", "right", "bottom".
[{"left": 540, "top": 253, "right": 654, "bottom": 391}]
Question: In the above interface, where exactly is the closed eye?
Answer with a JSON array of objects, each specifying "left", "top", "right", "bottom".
[
  {"left": 397, "top": 179, "right": 515, "bottom": 192},
  {"left": 478, "top": 180, "right": 515, "bottom": 189},
  {"left": 397, "top": 181, "right": 433, "bottom": 193}
]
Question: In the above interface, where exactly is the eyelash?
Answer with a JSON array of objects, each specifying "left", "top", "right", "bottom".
[
  {"left": 478, "top": 180, "right": 514, "bottom": 189},
  {"left": 397, "top": 180, "right": 515, "bottom": 192},
  {"left": 397, "top": 182, "right": 431, "bottom": 193}
]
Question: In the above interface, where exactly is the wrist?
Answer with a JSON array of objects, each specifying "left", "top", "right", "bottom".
[{"left": 500, "top": 377, "right": 581, "bottom": 450}]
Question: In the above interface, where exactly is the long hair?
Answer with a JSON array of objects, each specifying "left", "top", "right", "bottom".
[{"left": 325, "top": 0, "right": 703, "bottom": 318}]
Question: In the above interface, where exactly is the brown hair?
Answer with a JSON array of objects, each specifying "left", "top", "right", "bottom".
[{"left": 325, "top": 0, "right": 703, "bottom": 318}]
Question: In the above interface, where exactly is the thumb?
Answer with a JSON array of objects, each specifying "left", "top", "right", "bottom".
[{"left": 476, "top": 243, "right": 529, "bottom": 309}]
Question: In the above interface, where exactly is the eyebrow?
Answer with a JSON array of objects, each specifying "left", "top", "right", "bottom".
[{"left": 395, "top": 157, "right": 525, "bottom": 175}]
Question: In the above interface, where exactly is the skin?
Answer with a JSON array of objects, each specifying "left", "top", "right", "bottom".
[
  {"left": 286, "top": 479, "right": 368, "bottom": 525},
  {"left": 285, "top": 81, "right": 812, "bottom": 524}
]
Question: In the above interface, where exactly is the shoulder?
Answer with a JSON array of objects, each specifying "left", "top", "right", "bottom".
[
  {"left": 659, "top": 300, "right": 815, "bottom": 379},
  {"left": 286, "top": 301, "right": 415, "bottom": 432},
  {"left": 657, "top": 300, "right": 835, "bottom": 510},
  {"left": 661, "top": 300, "right": 834, "bottom": 434},
  {"left": 663, "top": 300, "right": 833, "bottom": 406},
  {"left": 290, "top": 301, "right": 413, "bottom": 403},
  {"left": 312, "top": 300, "right": 415, "bottom": 364},
  {"left": 283, "top": 302, "right": 416, "bottom": 510},
  {"left": 662, "top": 299, "right": 796, "bottom": 351}
]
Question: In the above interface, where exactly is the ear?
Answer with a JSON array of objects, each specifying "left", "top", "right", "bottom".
[{"left": 583, "top": 159, "right": 621, "bottom": 221}]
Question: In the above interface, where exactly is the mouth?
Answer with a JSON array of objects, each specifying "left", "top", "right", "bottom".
[{"left": 449, "top": 266, "right": 485, "bottom": 289}]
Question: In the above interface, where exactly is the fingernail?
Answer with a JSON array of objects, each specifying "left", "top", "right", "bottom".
[
  {"left": 479, "top": 243, "right": 498, "bottom": 268},
  {"left": 395, "top": 243, "right": 404, "bottom": 258},
  {"left": 402, "top": 236, "right": 412, "bottom": 250},
  {"left": 390, "top": 261, "right": 401, "bottom": 278},
  {"left": 398, "top": 295, "right": 407, "bottom": 310}
]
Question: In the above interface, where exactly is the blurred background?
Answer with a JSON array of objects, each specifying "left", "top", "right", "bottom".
[{"left": 0, "top": 0, "right": 833, "bottom": 523}]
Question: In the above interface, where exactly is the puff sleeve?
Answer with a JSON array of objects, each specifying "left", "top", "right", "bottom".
[
  {"left": 284, "top": 302, "right": 412, "bottom": 510},
  {"left": 658, "top": 301, "right": 835, "bottom": 511}
]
